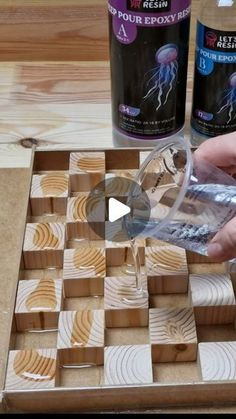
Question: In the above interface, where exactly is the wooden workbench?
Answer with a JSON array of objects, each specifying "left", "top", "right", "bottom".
[{"left": 1, "top": 0, "right": 236, "bottom": 413}]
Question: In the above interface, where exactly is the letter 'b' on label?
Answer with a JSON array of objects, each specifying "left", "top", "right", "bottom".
[{"left": 197, "top": 51, "right": 215, "bottom": 75}]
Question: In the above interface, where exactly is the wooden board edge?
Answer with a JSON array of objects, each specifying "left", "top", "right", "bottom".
[
  {"left": 0, "top": 147, "right": 35, "bottom": 398},
  {"left": 3, "top": 381, "right": 236, "bottom": 412}
]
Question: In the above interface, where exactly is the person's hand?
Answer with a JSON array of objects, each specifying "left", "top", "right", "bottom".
[{"left": 194, "top": 132, "right": 236, "bottom": 262}]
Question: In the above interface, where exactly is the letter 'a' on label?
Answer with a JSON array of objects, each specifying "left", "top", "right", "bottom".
[
  {"left": 191, "top": 22, "right": 236, "bottom": 137},
  {"left": 108, "top": 0, "right": 191, "bottom": 141}
]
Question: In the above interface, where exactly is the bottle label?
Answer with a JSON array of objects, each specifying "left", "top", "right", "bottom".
[
  {"left": 192, "top": 22, "right": 236, "bottom": 137},
  {"left": 108, "top": 0, "right": 191, "bottom": 139}
]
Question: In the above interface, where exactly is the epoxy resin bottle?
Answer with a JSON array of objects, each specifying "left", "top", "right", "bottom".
[
  {"left": 108, "top": 1, "right": 191, "bottom": 147},
  {"left": 191, "top": 0, "right": 236, "bottom": 146}
]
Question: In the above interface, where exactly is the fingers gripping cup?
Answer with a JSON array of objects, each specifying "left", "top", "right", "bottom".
[{"left": 125, "top": 136, "right": 236, "bottom": 257}]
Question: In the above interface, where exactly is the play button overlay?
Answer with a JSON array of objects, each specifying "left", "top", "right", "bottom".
[
  {"left": 85, "top": 176, "right": 151, "bottom": 243},
  {"left": 108, "top": 198, "right": 130, "bottom": 222}
]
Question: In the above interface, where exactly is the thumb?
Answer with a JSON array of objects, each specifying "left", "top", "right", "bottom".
[{"left": 208, "top": 217, "right": 236, "bottom": 262}]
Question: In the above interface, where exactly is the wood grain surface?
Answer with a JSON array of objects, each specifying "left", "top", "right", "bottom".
[
  {"left": 149, "top": 308, "right": 197, "bottom": 363},
  {"left": 0, "top": 0, "right": 199, "bottom": 62},
  {"left": 0, "top": 0, "right": 200, "bottom": 149},
  {"left": 57, "top": 310, "right": 104, "bottom": 349},
  {"left": 15, "top": 278, "right": 63, "bottom": 332},
  {"left": 5, "top": 349, "right": 58, "bottom": 390},
  {"left": 0, "top": 0, "right": 109, "bottom": 61},
  {"left": 104, "top": 276, "right": 149, "bottom": 328},
  {"left": 199, "top": 342, "right": 236, "bottom": 382},
  {"left": 57, "top": 309, "right": 105, "bottom": 367},
  {"left": 0, "top": 60, "right": 194, "bottom": 149},
  {"left": 104, "top": 345, "right": 153, "bottom": 386}
]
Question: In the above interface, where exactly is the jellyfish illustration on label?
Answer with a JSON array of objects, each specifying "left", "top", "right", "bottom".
[
  {"left": 142, "top": 43, "right": 178, "bottom": 112},
  {"left": 217, "top": 72, "right": 236, "bottom": 124}
]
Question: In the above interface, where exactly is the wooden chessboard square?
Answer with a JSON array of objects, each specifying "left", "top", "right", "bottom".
[
  {"left": 66, "top": 195, "right": 105, "bottom": 241},
  {"left": 145, "top": 245, "right": 188, "bottom": 294},
  {"left": 146, "top": 245, "right": 188, "bottom": 276},
  {"left": 63, "top": 248, "right": 105, "bottom": 297},
  {"left": 66, "top": 195, "right": 105, "bottom": 223},
  {"left": 23, "top": 223, "right": 65, "bottom": 252},
  {"left": 57, "top": 310, "right": 104, "bottom": 367},
  {"left": 57, "top": 310, "right": 104, "bottom": 349},
  {"left": 104, "top": 276, "right": 148, "bottom": 328},
  {"left": 5, "top": 349, "right": 58, "bottom": 390},
  {"left": 189, "top": 273, "right": 236, "bottom": 325},
  {"left": 69, "top": 152, "right": 105, "bottom": 192},
  {"left": 104, "top": 344, "right": 153, "bottom": 386},
  {"left": 105, "top": 239, "right": 145, "bottom": 267},
  {"left": 198, "top": 342, "right": 236, "bottom": 381},
  {"left": 30, "top": 173, "right": 69, "bottom": 198},
  {"left": 105, "top": 220, "right": 129, "bottom": 242},
  {"left": 66, "top": 194, "right": 105, "bottom": 242},
  {"left": 23, "top": 223, "right": 65, "bottom": 269},
  {"left": 30, "top": 173, "right": 69, "bottom": 216},
  {"left": 63, "top": 248, "right": 106, "bottom": 280},
  {"left": 190, "top": 273, "right": 235, "bottom": 307},
  {"left": 15, "top": 278, "right": 63, "bottom": 331},
  {"left": 105, "top": 170, "right": 137, "bottom": 197},
  {"left": 149, "top": 308, "right": 197, "bottom": 363},
  {"left": 69, "top": 152, "right": 105, "bottom": 174}
]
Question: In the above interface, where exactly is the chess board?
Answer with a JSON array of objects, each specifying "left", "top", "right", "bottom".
[{"left": 4, "top": 149, "right": 236, "bottom": 412}]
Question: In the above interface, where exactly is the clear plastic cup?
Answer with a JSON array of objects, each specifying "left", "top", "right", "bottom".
[{"left": 126, "top": 135, "right": 236, "bottom": 257}]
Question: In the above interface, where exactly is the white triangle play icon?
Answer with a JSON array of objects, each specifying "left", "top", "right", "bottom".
[{"left": 108, "top": 198, "right": 131, "bottom": 223}]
